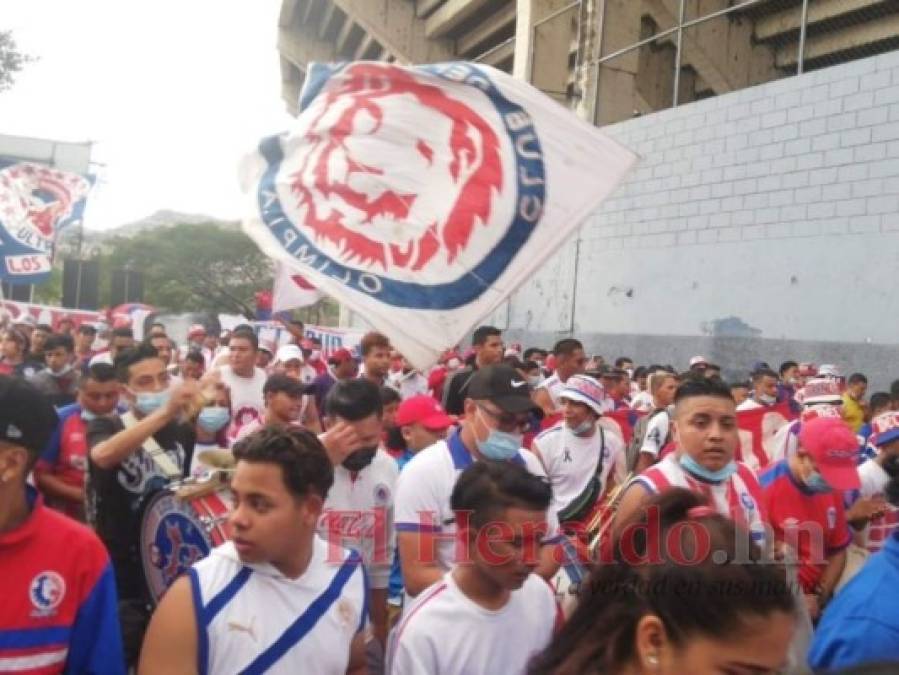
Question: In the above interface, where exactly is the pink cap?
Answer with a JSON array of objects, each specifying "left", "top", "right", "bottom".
[
  {"left": 798, "top": 417, "right": 861, "bottom": 491},
  {"left": 394, "top": 395, "right": 455, "bottom": 430}
]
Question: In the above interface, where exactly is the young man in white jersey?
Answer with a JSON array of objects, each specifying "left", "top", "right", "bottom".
[
  {"left": 388, "top": 461, "right": 558, "bottom": 675},
  {"left": 216, "top": 328, "right": 268, "bottom": 444},
  {"left": 395, "top": 364, "right": 562, "bottom": 600},
  {"left": 318, "top": 378, "right": 398, "bottom": 649},
  {"left": 531, "top": 374, "right": 625, "bottom": 521},
  {"left": 139, "top": 426, "right": 368, "bottom": 675},
  {"left": 631, "top": 371, "right": 678, "bottom": 473},
  {"left": 533, "top": 339, "right": 587, "bottom": 416},
  {"left": 614, "top": 376, "right": 768, "bottom": 545}
]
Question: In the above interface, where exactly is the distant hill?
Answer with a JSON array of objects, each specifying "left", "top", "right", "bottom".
[{"left": 58, "top": 210, "right": 238, "bottom": 252}]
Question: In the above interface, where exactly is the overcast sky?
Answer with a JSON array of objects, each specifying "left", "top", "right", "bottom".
[{"left": 1, "top": 0, "right": 293, "bottom": 230}]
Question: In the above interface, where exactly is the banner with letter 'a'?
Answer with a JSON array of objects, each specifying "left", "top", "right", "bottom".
[
  {"left": 0, "top": 158, "right": 93, "bottom": 284},
  {"left": 240, "top": 62, "right": 637, "bottom": 369}
]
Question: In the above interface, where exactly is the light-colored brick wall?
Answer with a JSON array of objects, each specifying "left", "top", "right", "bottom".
[{"left": 506, "top": 50, "right": 899, "bottom": 358}]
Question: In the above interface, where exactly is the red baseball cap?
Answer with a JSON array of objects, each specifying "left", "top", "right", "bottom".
[
  {"left": 798, "top": 417, "right": 861, "bottom": 491},
  {"left": 328, "top": 348, "right": 355, "bottom": 364},
  {"left": 394, "top": 395, "right": 455, "bottom": 430}
]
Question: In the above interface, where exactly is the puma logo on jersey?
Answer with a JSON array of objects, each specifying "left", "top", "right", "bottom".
[{"left": 227, "top": 617, "right": 257, "bottom": 641}]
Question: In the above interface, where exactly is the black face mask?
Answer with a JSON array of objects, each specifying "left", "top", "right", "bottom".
[
  {"left": 385, "top": 426, "right": 406, "bottom": 452},
  {"left": 341, "top": 445, "right": 378, "bottom": 472}
]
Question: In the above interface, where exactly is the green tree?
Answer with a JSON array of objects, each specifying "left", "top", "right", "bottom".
[
  {"left": 101, "top": 223, "right": 273, "bottom": 317},
  {"left": 0, "top": 31, "right": 35, "bottom": 93}
]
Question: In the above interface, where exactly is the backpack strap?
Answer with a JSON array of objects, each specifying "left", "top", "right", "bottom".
[{"left": 120, "top": 411, "right": 182, "bottom": 479}]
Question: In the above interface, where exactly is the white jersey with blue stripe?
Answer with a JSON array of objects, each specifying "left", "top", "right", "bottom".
[{"left": 189, "top": 537, "right": 367, "bottom": 675}]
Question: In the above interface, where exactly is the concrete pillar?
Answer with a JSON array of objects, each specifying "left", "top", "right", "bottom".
[
  {"left": 594, "top": 0, "right": 642, "bottom": 126},
  {"left": 513, "top": 0, "right": 574, "bottom": 106}
]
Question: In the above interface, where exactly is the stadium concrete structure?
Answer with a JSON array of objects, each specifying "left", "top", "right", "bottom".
[{"left": 277, "top": 0, "right": 899, "bottom": 386}]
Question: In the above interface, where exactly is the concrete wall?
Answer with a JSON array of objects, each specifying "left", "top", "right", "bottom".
[{"left": 504, "top": 49, "right": 899, "bottom": 388}]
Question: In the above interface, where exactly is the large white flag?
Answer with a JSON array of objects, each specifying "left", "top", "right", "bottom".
[
  {"left": 272, "top": 261, "right": 322, "bottom": 312},
  {"left": 241, "top": 62, "right": 637, "bottom": 369}
]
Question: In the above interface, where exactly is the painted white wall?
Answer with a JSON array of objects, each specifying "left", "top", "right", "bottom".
[{"left": 509, "top": 49, "right": 899, "bottom": 345}]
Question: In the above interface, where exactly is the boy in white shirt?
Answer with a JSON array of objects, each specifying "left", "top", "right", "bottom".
[
  {"left": 139, "top": 426, "right": 368, "bottom": 675},
  {"left": 319, "top": 378, "right": 399, "bottom": 648},
  {"left": 388, "top": 460, "right": 558, "bottom": 675}
]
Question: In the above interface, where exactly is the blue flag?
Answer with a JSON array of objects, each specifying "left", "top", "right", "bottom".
[{"left": 0, "top": 158, "right": 93, "bottom": 284}]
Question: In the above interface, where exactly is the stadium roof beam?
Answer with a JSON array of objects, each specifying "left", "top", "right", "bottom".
[
  {"left": 776, "top": 11, "right": 899, "bottom": 67},
  {"left": 756, "top": 0, "right": 894, "bottom": 42},
  {"left": 279, "top": 0, "right": 302, "bottom": 28},
  {"left": 415, "top": 0, "right": 445, "bottom": 18},
  {"left": 335, "top": 15, "right": 357, "bottom": 55},
  {"left": 318, "top": 2, "right": 339, "bottom": 39},
  {"left": 302, "top": 0, "right": 320, "bottom": 26},
  {"left": 426, "top": 0, "right": 495, "bottom": 39},
  {"left": 329, "top": 0, "right": 455, "bottom": 63},
  {"left": 455, "top": 3, "right": 517, "bottom": 56},
  {"left": 354, "top": 33, "right": 377, "bottom": 60}
]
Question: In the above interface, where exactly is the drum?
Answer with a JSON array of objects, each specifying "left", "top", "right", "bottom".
[{"left": 139, "top": 473, "right": 234, "bottom": 603}]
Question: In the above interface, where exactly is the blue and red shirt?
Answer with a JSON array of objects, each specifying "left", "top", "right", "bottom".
[
  {"left": 759, "top": 460, "right": 851, "bottom": 593},
  {"left": 0, "top": 487, "right": 124, "bottom": 674},
  {"left": 34, "top": 405, "right": 88, "bottom": 520}
]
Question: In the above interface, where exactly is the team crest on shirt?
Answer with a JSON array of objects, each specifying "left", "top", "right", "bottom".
[
  {"left": 373, "top": 482, "right": 392, "bottom": 506},
  {"left": 255, "top": 62, "right": 545, "bottom": 309},
  {"left": 29, "top": 571, "right": 66, "bottom": 616},
  {"left": 337, "top": 598, "right": 355, "bottom": 628},
  {"left": 740, "top": 492, "right": 755, "bottom": 512},
  {"left": 826, "top": 506, "right": 837, "bottom": 529}
]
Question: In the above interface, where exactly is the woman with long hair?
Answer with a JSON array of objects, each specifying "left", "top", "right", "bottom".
[{"left": 530, "top": 488, "right": 798, "bottom": 675}]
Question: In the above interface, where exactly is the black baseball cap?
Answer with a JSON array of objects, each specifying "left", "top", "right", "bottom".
[
  {"left": 0, "top": 375, "right": 58, "bottom": 459},
  {"left": 467, "top": 365, "right": 539, "bottom": 414}
]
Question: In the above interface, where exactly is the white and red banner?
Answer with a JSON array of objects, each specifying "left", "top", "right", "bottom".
[
  {"left": 272, "top": 261, "right": 322, "bottom": 312},
  {"left": 735, "top": 400, "right": 796, "bottom": 473},
  {"left": 251, "top": 320, "right": 365, "bottom": 357},
  {"left": 0, "top": 299, "right": 103, "bottom": 329},
  {"left": 240, "top": 61, "right": 636, "bottom": 369}
]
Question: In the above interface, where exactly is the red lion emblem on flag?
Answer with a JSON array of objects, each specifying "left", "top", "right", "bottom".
[
  {"left": 0, "top": 163, "right": 91, "bottom": 242},
  {"left": 288, "top": 63, "right": 504, "bottom": 272}
]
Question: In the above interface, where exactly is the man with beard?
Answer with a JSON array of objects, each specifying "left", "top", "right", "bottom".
[{"left": 318, "top": 378, "right": 398, "bottom": 652}]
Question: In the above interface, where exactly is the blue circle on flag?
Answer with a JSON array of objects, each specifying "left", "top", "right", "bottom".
[{"left": 255, "top": 62, "right": 546, "bottom": 310}]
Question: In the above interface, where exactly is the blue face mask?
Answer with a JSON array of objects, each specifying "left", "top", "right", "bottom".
[
  {"left": 679, "top": 453, "right": 737, "bottom": 483},
  {"left": 475, "top": 409, "right": 522, "bottom": 461},
  {"left": 133, "top": 389, "right": 170, "bottom": 416},
  {"left": 570, "top": 419, "right": 594, "bottom": 436},
  {"left": 804, "top": 470, "right": 832, "bottom": 494},
  {"left": 81, "top": 409, "right": 99, "bottom": 422},
  {"left": 198, "top": 406, "right": 230, "bottom": 433}
]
